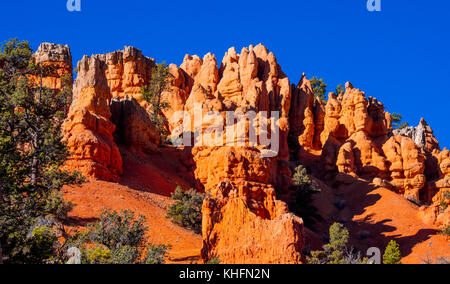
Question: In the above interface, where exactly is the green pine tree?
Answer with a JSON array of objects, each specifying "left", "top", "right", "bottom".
[
  {"left": 290, "top": 165, "right": 322, "bottom": 228},
  {"left": 335, "top": 84, "right": 344, "bottom": 95},
  {"left": 383, "top": 240, "right": 402, "bottom": 264},
  {"left": 0, "top": 39, "right": 84, "bottom": 264},
  {"left": 142, "top": 62, "right": 172, "bottom": 143},
  {"left": 310, "top": 77, "right": 327, "bottom": 102},
  {"left": 391, "top": 112, "right": 409, "bottom": 129}
]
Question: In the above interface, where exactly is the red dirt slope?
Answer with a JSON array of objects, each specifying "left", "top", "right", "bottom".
[{"left": 63, "top": 147, "right": 202, "bottom": 263}]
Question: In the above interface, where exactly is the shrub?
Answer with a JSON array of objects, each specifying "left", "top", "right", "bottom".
[
  {"left": 289, "top": 165, "right": 322, "bottom": 228},
  {"left": 307, "top": 223, "right": 368, "bottom": 264},
  {"left": 383, "top": 240, "right": 402, "bottom": 264},
  {"left": 143, "top": 244, "right": 170, "bottom": 264},
  {"left": 70, "top": 209, "right": 170, "bottom": 264},
  {"left": 27, "top": 225, "right": 58, "bottom": 264},
  {"left": 439, "top": 191, "right": 450, "bottom": 213},
  {"left": 84, "top": 246, "right": 112, "bottom": 264},
  {"left": 166, "top": 186, "right": 206, "bottom": 234},
  {"left": 87, "top": 210, "right": 147, "bottom": 250},
  {"left": 206, "top": 257, "right": 221, "bottom": 264},
  {"left": 438, "top": 226, "right": 450, "bottom": 237}
]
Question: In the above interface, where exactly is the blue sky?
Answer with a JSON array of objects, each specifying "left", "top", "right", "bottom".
[{"left": 1, "top": 0, "right": 449, "bottom": 147}]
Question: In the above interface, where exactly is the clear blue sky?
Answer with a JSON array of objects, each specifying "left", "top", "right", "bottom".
[{"left": 1, "top": 0, "right": 449, "bottom": 147}]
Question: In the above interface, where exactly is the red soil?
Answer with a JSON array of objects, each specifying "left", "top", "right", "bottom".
[
  {"left": 63, "top": 147, "right": 202, "bottom": 263},
  {"left": 310, "top": 177, "right": 450, "bottom": 264}
]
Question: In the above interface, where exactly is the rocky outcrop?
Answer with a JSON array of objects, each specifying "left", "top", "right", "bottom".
[
  {"left": 62, "top": 47, "right": 162, "bottom": 181},
  {"left": 110, "top": 96, "right": 160, "bottom": 154},
  {"left": 102, "top": 46, "right": 155, "bottom": 102},
  {"left": 382, "top": 135, "right": 426, "bottom": 203},
  {"left": 172, "top": 45, "right": 301, "bottom": 263},
  {"left": 393, "top": 118, "right": 440, "bottom": 153},
  {"left": 32, "top": 43, "right": 73, "bottom": 90},
  {"left": 202, "top": 181, "right": 304, "bottom": 264},
  {"left": 39, "top": 41, "right": 448, "bottom": 262},
  {"left": 62, "top": 54, "right": 122, "bottom": 181}
]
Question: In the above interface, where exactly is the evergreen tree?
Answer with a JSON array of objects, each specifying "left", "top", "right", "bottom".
[
  {"left": 166, "top": 186, "right": 205, "bottom": 234},
  {"left": 142, "top": 63, "right": 172, "bottom": 142},
  {"left": 290, "top": 165, "right": 322, "bottom": 228},
  {"left": 0, "top": 39, "right": 84, "bottom": 264},
  {"left": 335, "top": 84, "right": 344, "bottom": 95},
  {"left": 307, "top": 223, "right": 368, "bottom": 264},
  {"left": 310, "top": 77, "right": 327, "bottom": 102},
  {"left": 391, "top": 112, "right": 409, "bottom": 129},
  {"left": 383, "top": 240, "right": 402, "bottom": 264}
]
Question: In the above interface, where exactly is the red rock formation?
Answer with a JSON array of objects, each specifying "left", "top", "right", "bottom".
[
  {"left": 289, "top": 74, "right": 315, "bottom": 150},
  {"left": 38, "top": 41, "right": 448, "bottom": 263},
  {"left": 202, "top": 181, "right": 303, "bottom": 264},
  {"left": 32, "top": 43, "right": 73, "bottom": 90},
  {"left": 62, "top": 54, "right": 122, "bottom": 181},
  {"left": 172, "top": 44, "right": 301, "bottom": 264},
  {"left": 110, "top": 96, "right": 160, "bottom": 154}
]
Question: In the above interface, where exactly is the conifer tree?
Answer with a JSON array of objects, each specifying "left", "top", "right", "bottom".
[
  {"left": 142, "top": 63, "right": 172, "bottom": 142},
  {"left": 383, "top": 240, "right": 402, "bottom": 264},
  {"left": 0, "top": 39, "right": 84, "bottom": 264},
  {"left": 310, "top": 77, "right": 327, "bottom": 102}
]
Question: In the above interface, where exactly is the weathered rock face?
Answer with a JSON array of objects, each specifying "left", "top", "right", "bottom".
[
  {"left": 62, "top": 54, "right": 122, "bottom": 181},
  {"left": 57, "top": 43, "right": 304, "bottom": 263},
  {"left": 102, "top": 46, "right": 155, "bottom": 102},
  {"left": 288, "top": 76, "right": 447, "bottom": 227},
  {"left": 393, "top": 118, "right": 440, "bottom": 153},
  {"left": 62, "top": 47, "right": 163, "bottom": 181},
  {"left": 32, "top": 43, "right": 73, "bottom": 90},
  {"left": 168, "top": 44, "right": 301, "bottom": 264},
  {"left": 289, "top": 74, "right": 315, "bottom": 150},
  {"left": 110, "top": 96, "right": 160, "bottom": 154},
  {"left": 202, "top": 181, "right": 304, "bottom": 264},
  {"left": 41, "top": 41, "right": 448, "bottom": 262},
  {"left": 419, "top": 149, "right": 450, "bottom": 227},
  {"left": 382, "top": 135, "right": 426, "bottom": 203}
]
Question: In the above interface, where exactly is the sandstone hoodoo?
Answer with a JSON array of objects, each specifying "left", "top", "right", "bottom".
[{"left": 35, "top": 42, "right": 449, "bottom": 264}]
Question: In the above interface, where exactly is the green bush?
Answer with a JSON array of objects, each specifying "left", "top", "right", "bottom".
[
  {"left": 70, "top": 209, "right": 170, "bottom": 264},
  {"left": 166, "top": 186, "right": 206, "bottom": 234},
  {"left": 289, "top": 165, "right": 322, "bottom": 228},
  {"left": 383, "top": 240, "right": 402, "bottom": 264},
  {"left": 206, "top": 257, "right": 221, "bottom": 264},
  {"left": 439, "top": 191, "right": 450, "bottom": 213},
  {"left": 143, "top": 244, "right": 170, "bottom": 264},
  {"left": 307, "top": 223, "right": 368, "bottom": 264},
  {"left": 438, "top": 226, "right": 450, "bottom": 237}
]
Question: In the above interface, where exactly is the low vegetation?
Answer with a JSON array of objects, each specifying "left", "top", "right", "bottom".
[
  {"left": 439, "top": 191, "right": 450, "bottom": 213},
  {"left": 205, "top": 257, "right": 221, "bottom": 264},
  {"left": 307, "top": 223, "right": 369, "bottom": 264},
  {"left": 438, "top": 226, "right": 450, "bottom": 237},
  {"left": 67, "top": 210, "right": 170, "bottom": 264},
  {"left": 166, "top": 186, "right": 206, "bottom": 234}
]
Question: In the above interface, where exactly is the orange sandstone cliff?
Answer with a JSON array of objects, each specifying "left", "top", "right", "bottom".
[{"left": 35, "top": 42, "right": 449, "bottom": 264}]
